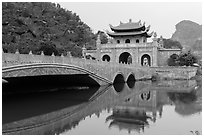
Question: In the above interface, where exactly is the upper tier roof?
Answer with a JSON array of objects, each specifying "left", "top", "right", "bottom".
[
  {"left": 107, "top": 31, "right": 153, "bottom": 38},
  {"left": 110, "top": 19, "right": 146, "bottom": 32}
]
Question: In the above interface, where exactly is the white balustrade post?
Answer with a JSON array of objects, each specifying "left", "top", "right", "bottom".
[
  {"left": 29, "top": 50, "right": 32, "bottom": 55},
  {"left": 41, "top": 51, "right": 44, "bottom": 56},
  {"left": 51, "top": 52, "right": 55, "bottom": 63},
  {"left": 15, "top": 49, "right": 20, "bottom": 64}
]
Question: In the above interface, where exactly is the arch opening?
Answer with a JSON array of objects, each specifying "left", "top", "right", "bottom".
[
  {"left": 141, "top": 54, "right": 151, "bottom": 66},
  {"left": 136, "top": 39, "right": 139, "bottom": 43},
  {"left": 113, "top": 74, "right": 125, "bottom": 93},
  {"left": 119, "top": 52, "right": 132, "bottom": 64},
  {"left": 113, "top": 74, "right": 125, "bottom": 84},
  {"left": 117, "top": 40, "right": 120, "bottom": 44},
  {"left": 102, "top": 55, "right": 110, "bottom": 62},
  {"left": 127, "top": 74, "right": 135, "bottom": 89},
  {"left": 113, "top": 83, "right": 125, "bottom": 93},
  {"left": 125, "top": 39, "right": 130, "bottom": 43}
]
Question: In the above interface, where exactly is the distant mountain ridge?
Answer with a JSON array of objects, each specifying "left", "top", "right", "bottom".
[{"left": 171, "top": 20, "right": 202, "bottom": 55}]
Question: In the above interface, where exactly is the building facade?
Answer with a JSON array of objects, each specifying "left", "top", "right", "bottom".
[{"left": 84, "top": 19, "right": 181, "bottom": 67}]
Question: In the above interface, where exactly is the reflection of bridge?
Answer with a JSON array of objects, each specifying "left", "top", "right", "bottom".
[
  {"left": 2, "top": 52, "right": 197, "bottom": 86},
  {"left": 3, "top": 80, "right": 200, "bottom": 135}
]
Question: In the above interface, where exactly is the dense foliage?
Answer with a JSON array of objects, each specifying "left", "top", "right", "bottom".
[
  {"left": 2, "top": 2, "right": 97, "bottom": 57},
  {"left": 158, "top": 38, "right": 183, "bottom": 49},
  {"left": 167, "top": 51, "right": 198, "bottom": 66}
]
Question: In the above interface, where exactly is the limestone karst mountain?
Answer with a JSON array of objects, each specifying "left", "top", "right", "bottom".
[{"left": 171, "top": 20, "right": 202, "bottom": 59}]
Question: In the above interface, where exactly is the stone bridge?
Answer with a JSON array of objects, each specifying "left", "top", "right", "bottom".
[
  {"left": 2, "top": 52, "right": 197, "bottom": 86},
  {"left": 2, "top": 52, "right": 153, "bottom": 86}
]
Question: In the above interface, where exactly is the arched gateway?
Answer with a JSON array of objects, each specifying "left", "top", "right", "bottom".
[
  {"left": 84, "top": 19, "right": 181, "bottom": 67},
  {"left": 119, "top": 52, "right": 132, "bottom": 64},
  {"left": 141, "top": 54, "right": 151, "bottom": 66}
]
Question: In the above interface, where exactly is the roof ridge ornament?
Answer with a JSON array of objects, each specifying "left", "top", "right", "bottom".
[
  {"left": 150, "top": 31, "right": 154, "bottom": 36},
  {"left": 143, "top": 21, "right": 145, "bottom": 26},
  {"left": 153, "top": 32, "right": 157, "bottom": 38},
  {"left": 120, "top": 21, "right": 123, "bottom": 25},
  {"left": 138, "top": 20, "right": 141, "bottom": 26},
  {"left": 129, "top": 19, "right": 132, "bottom": 23},
  {"left": 146, "top": 25, "right": 151, "bottom": 31}
]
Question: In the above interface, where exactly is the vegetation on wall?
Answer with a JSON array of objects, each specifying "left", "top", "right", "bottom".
[
  {"left": 158, "top": 38, "right": 183, "bottom": 49},
  {"left": 167, "top": 51, "right": 198, "bottom": 66}
]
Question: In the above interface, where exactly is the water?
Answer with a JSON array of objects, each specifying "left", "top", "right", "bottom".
[{"left": 2, "top": 79, "right": 202, "bottom": 135}]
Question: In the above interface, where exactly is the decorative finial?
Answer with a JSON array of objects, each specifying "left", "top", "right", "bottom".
[
  {"left": 138, "top": 20, "right": 141, "bottom": 26},
  {"left": 153, "top": 32, "right": 157, "bottom": 38},
  {"left": 96, "top": 34, "right": 101, "bottom": 45},
  {"left": 143, "top": 21, "right": 145, "bottom": 26},
  {"left": 159, "top": 35, "right": 163, "bottom": 47},
  {"left": 120, "top": 21, "right": 123, "bottom": 25},
  {"left": 129, "top": 19, "right": 132, "bottom": 23},
  {"left": 146, "top": 25, "right": 150, "bottom": 31}
]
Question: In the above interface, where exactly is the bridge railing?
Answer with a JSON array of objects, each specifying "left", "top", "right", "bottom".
[{"left": 2, "top": 51, "right": 138, "bottom": 70}]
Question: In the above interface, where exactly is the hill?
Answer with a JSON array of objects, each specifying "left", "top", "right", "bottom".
[
  {"left": 2, "top": 2, "right": 96, "bottom": 57},
  {"left": 171, "top": 20, "right": 202, "bottom": 59}
]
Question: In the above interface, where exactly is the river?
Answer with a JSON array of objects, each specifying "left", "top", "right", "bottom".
[{"left": 2, "top": 79, "right": 202, "bottom": 135}]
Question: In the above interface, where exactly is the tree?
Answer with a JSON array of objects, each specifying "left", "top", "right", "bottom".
[
  {"left": 178, "top": 50, "right": 197, "bottom": 66},
  {"left": 97, "top": 31, "right": 108, "bottom": 44},
  {"left": 2, "top": 2, "right": 96, "bottom": 57},
  {"left": 167, "top": 51, "right": 198, "bottom": 66},
  {"left": 157, "top": 38, "right": 183, "bottom": 49},
  {"left": 167, "top": 54, "right": 179, "bottom": 66}
]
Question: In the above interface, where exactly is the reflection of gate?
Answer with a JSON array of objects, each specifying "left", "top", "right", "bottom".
[
  {"left": 141, "top": 54, "right": 151, "bottom": 66},
  {"left": 140, "top": 91, "right": 151, "bottom": 101}
]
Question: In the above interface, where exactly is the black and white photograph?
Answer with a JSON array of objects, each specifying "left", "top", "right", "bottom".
[{"left": 2, "top": 1, "right": 202, "bottom": 135}]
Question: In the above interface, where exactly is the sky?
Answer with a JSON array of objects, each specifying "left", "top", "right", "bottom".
[{"left": 59, "top": 2, "right": 202, "bottom": 39}]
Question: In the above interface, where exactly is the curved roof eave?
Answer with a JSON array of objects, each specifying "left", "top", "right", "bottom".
[{"left": 110, "top": 25, "right": 146, "bottom": 32}]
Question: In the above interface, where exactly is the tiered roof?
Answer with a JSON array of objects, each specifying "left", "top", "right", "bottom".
[{"left": 107, "top": 19, "right": 153, "bottom": 38}]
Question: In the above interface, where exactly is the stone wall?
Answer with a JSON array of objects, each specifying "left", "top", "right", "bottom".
[
  {"left": 157, "top": 49, "right": 181, "bottom": 66},
  {"left": 150, "top": 66, "right": 197, "bottom": 80}
]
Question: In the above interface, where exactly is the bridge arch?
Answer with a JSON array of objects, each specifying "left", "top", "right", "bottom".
[
  {"left": 2, "top": 63, "right": 112, "bottom": 86},
  {"left": 113, "top": 73, "right": 125, "bottom": 84},
  {"left": 126, "top": 73, "right": 135, "bottom": 89},
  {"left": 126, "top": 73, "right": 135, "bottom": 82}
]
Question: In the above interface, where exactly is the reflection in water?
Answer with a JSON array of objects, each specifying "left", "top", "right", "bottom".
[
  {"left": 168, "top": 89, "right": 201, "bottom": 116},
  {"left": 2, "top": 79, "right": 202, "bottom": 135},
  {"left": 113, "top": 83, "right": 125, "bottom": 93},
  {"left": 106, "top": 108, "right": 154, "bottom": 134},
  {"left": 127, "top": 81, "right": 135, "bottom": 89},
  {"left": 3, "top": 87, "right": 99, "bottom": 124}
]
